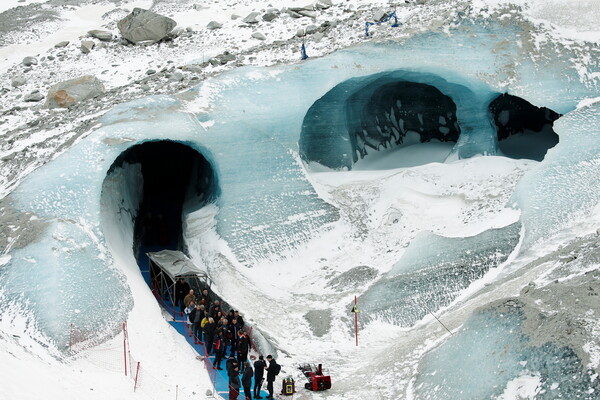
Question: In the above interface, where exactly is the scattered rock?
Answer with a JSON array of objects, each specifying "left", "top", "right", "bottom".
[
  {"left": 231, "top": 14, "right": 241, "bottom": 20},
  {"left": 11, "top": 76, "right": 27, "bottom": 88},
  {"left": 24, "top": 91, "right": 44, "bottom": 102},
  {"left": 117, "top": 8, "right": 177, "bottom": 44},
  {"left": 168, "top": 27, "right": 186, "bottom": 39},
  {"left": 45, "top": 76, "right": 105, "bottom": 109},
  {"left": 88, "top": 30, "right": 113, "bottom": 41},
  {"left": 146, "top": 69, "right": 156, "bottom": 75},
  {"left": 242, "top": 12, "right": 260, "bottom": 24},
  {"left": 286, "top": 9, "right": 303, "bottom": 19},
  {"left": 169, "top": 71, "right": 184, "bottom": 82},
  {"left": 315, "top": 0, "right": 333, "bottom": 9},
  {"left": 262, "top": 12, "right": 278, "bottom": 22},
  {"left": 305, "top": 24, "right": 319, "bottom": 34},
  {"left": 80, "top": 40, "right": 95, "bottom": 54},
  {"left": 373, "top": 9, "right": 388, "bottom": 22},
  {"left": 251, "top": 32, "right": 266, "bottom": 40},
  {"left": 297, "top": 10, "right": 317, "bottom": 18},
  {"left": 207, "top": 21, "right": 223, "bottom": 30},
  {"left": 22, "top": 57, "right": 38, "bottom": 67},
  {"left": 54, "top": 41, "right": 70, "bottom": 48}
]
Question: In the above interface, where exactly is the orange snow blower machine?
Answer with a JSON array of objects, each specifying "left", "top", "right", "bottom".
[{"left": 298, "top": 363, "right": 332, "bottom": 391}]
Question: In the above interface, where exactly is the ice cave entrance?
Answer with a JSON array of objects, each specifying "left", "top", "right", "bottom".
[
  {"left": 489, "top": 93, "right": 560, "bottom": 161},
  {"left": 300, "top": 73, "right": 561, "bottom": 170},
  {"left": 102, "top": 140, "right": 218, "bottom": 284}
]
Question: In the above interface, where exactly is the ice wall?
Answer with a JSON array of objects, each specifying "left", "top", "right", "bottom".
[
  {"left": 413, "top": 301, "right": 599, "bottom": 399},
  {"left": 359, "top": 223, "right": 521, "bottom": 327},
  {"left": 512, "top": 101, "right": 600, "bottom": 250}
]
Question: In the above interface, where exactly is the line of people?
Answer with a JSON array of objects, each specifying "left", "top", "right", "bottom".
[{"left": 175, "top": 279, "right": 281, "bottom": 399}]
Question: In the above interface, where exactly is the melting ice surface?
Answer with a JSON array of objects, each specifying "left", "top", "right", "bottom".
[
  {"left": 0, "top": 16, "right": 599, "bottom": 374},
  {"left": 359, "top": 223, "right": 521, "bottom": 327},
  {"left": 414, "top": 303, "right": 600, "bottom": 399}
]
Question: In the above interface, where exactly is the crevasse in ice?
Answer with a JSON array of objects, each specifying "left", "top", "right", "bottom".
[{"left": 1, "top": 16, "right": 598, "bottom": 351}]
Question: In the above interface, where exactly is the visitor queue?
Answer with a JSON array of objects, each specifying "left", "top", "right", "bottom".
[{"left": 174, "top": 279, "right": 281, "bottom": 400}]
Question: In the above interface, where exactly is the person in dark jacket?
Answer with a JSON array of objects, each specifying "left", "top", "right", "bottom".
[
  {"left": 199, "top": 288, "right": 211, "bottom": 306},
  {"left": 265, "top": 355, "right": 279, "bottom": 399},
  {"left": 237, "top": 330, "right": 250, "bottom": 364},
  {"left": 234, "top": 310, "right": 245, "bottom": 328},
  {"left": 253, "top": 355, "right": 266, "bottom": 399},
  {"left": 204, "top": 317, "right": 216, "bottom": 355},
  {"left": 212, "top": 329, "right": 225, "bottom": 370},
  {"left": 241, "top": 361, "right": 253, "bottom": 400},
  {"left": 226, "top": 356, "right": 241, "bottom": 400},
  {"left": 229, "top": 318, "right": 242, "bottom": 357},
  {"left": 174, "top": 278, "right": 190, "bottom": 312}
]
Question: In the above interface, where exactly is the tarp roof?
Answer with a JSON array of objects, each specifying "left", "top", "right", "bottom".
[{"left": 147, "top": 250, "right": 208, "bottom": 281}]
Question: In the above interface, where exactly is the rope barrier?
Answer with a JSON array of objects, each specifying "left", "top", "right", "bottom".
[{"left": 365, "top": 11, "right": 400, "bottom": 37}]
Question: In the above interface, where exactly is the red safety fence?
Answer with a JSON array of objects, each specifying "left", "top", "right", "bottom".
[{"left": 69, "top": 321, "right": 221, "bottom": 400}]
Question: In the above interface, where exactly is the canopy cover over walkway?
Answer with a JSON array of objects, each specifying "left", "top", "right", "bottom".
[{"left": 147, "top": 250, "right": 212, "bottom": 307}]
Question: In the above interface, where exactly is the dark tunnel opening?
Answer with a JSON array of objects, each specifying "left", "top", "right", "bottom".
[
  {"left": 349, "top": 81, "right": 460, "bottom": 170},
  {"left": 489, "top": 93, "right": 561, "bottom": 161},
  {"left": 351, "top": 81, "right": 460, "bottom": 156},
  {"left": 106, "top": 140, "right": 218, "bottom": 270}
]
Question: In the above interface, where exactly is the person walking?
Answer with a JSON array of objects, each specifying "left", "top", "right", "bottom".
[
  {"left": 253, "top": 355, "right": 266, "bottom": 399},
  {"left": 227, "top": 356, "right": 241, "bottom": 400},
  {"left": 212, "top": 329, "right": 225, "bottom": 370},
  {"left": 265, "top": 355, "right": 280, "bottom": 399},
  {"left": 237, "top": 330, "right": 250, "bottom": 364},
  {"left": 204, "top": 317, "right": 216, "bottom": 355},
  {"left": 241, "top": 361, "right": 253, "bottom": 400}
]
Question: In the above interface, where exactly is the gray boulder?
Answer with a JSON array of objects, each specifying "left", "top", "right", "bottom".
[
  {"left": 45, "top": 76, "right": 105, "bottom": 109},
  {"left": 22, "top": 56, "right": 38, "bottom": 66},
  {"left": 24, "top": 90, "right": 43, "bottom": 102},
  {"left": 117, "top": 8, "right": 177, "bottom": 44},
  {"left": 262, "top": 12, "right": 278, "bottom": 22},
  {"left": 242, "top": 12, "right": 260, "bottom": 24},
  {"left": 315, "top": 0, "right": 333, "bottom": 9},
  {"left": 207, "top": 21, "right": 223, "bottom": 30},
  {"left": 251, "top": 32, "right": 266, "bottom": 40},
  {"left": 88, "top": 30, "right": 113, "bottom": 41},
  {"left": 80, "top": 40, "right": 95, "bottom": 54},
  {"left": 54, "top": 41, "right": 70, "bottom": 48},
  {"left": 11, "top": 75, "right": 27, "bottom": 87}
]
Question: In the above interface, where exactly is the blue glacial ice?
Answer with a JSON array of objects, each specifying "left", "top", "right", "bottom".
[
  {"left": 1, "top": 16, "right": 599, "bottom": 348},
  {"left": 414, "top": 302, "right": 600, "bottom": 399},
  {"left": 358, "top": 222, "right": 521, "bottom": 327}
]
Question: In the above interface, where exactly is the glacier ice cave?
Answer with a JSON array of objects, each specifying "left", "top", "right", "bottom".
[{"left": 1, "top": 14, "right": 599, "bottom": 400}]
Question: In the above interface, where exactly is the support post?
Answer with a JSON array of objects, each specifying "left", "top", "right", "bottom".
[
  {"left": 133, "top": 362, "right": 141, "bottom": 391},
  {"left": 354, "top": 296, "right": 359, "bottom": 346},
  {"left": 123, "top": 322, "right": 127, "bottom": 376}
]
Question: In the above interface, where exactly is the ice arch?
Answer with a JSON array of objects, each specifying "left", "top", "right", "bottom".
[
  {"left": 299, "top": 70, "right": 499, "bottom": 170},
  {"left": 101, "top": 140, "right": 219, "bottom": 265}
]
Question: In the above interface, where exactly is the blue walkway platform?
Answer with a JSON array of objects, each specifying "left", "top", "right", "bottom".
[{"left": 168, "top": 318, "right": 270, "bottom": 399}]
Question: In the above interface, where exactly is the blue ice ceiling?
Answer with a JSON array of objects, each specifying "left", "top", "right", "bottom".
[{"left": 1, "top": 18, "right": 599, "bottom": 349}]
